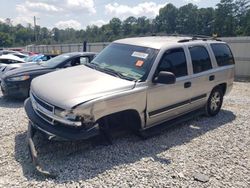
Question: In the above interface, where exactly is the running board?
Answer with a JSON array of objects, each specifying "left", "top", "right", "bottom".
[{"left": 139, "top": 108, "right": 205, "bottom": 139}]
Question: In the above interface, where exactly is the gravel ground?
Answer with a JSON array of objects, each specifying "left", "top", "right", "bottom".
[{"left": 0, "top": 82, "right": 249, "bottom": 188}]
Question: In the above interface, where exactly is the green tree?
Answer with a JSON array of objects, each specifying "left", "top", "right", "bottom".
[
  {"left": 196, "top": 8, "right": 215, "bottom": 35},
  {"left": 109, "top": 18, "right": 122, "bottom": 36},
  {"left": 135, "top": 16, "right": 151, "bottom": 34},
  {"left": 214, "top": 0, "right": 236, "bottom": 36},
  {"left": 122, "top": 16, "right": 137, "bottom": 35},
  {"left": 234, "top": 0, "right": 250, "bottom": 34},
  {"left": 156, "top": 3, "right": 178, "bottom": 33},
  {"left": 244, "top": 9, "right": 250, "bottom": 34},
  {"left": 176, "top": 3, "right": 198, "bottom": 34},
  {"left": 0, "top": 32, "right": 13, "bottom": 47}
]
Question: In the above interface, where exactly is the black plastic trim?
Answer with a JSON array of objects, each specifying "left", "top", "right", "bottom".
[{"left": 149, "top": 94, "right": 207, "bottom": 117}]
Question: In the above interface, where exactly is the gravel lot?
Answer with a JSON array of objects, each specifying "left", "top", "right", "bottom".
[{"left": 0, "top": 82, "right": 249, "bottom": 187}]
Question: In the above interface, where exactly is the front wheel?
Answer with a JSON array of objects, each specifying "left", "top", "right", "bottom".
[{"left": 205, "top": 87, "right": 224, "bottom": 116}]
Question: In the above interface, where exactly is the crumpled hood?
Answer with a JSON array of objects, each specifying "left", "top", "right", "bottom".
[{"left": 31, "top": 65, "right": 136, "bottom": 109}]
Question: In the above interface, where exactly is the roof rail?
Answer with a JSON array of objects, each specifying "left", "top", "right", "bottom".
[
  {"left": 178, "top": 35, "right": 221, "bottom": 43},
  {"left": 148, "top": 33, "right": 222, "bottom": 42}
]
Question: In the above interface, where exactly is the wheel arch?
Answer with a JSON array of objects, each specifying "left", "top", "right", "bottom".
[
  {"left": 213, "top": 83, "right": 227, "bottom": 95},
  {"left": 96, "top": 109, "right": 143, "bottom": 131}
]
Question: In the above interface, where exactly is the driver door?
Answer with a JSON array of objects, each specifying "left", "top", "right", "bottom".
[{"left": 146, "top": 47, "right": 192, "bottom": 127}]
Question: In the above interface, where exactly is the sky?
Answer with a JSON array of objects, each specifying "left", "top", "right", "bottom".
[{"left": 0, "top": 0, "right": 220, "bottom": 30}]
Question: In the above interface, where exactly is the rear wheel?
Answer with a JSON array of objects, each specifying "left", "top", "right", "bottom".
[{"left": 205, "top": 87, "right": 224, "bottom": 116}]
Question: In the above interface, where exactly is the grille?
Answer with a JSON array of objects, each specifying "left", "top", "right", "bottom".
[
  {"left": 31, "top": 92, "right": 55, "bottom": 125},
  {"left": 32, "top": 93, "right": 54, "bottom": 112},
  {"left": 36, "top": 110, "right": 53, "bottom": 123}
]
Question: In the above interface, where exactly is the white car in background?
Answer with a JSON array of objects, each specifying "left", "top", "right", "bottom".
[{"left": 0, "top": 54, "right": 25, "bottom": 81}]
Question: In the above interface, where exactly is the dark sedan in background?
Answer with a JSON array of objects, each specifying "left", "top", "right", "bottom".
[{"left": 1, "top": 52, "right": 97, "bottom": 99}]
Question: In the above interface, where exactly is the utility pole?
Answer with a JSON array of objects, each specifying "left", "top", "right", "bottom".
[{"left": 34, "top": 16, "right": 37, "bottom": 43}]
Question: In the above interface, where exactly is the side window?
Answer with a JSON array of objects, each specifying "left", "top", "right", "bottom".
[
  {"left": 63, "top": 57, "right": 81, "bottom": 68},
  {"left": 63, "top": 60, "right": 72, "bottom": 68},
  {"left": 80, "top": 57, "right": 89, "bottom": 65},
  {"left": 211, "top": 44, "right": 235, "bottom": 66},
  {"left": 189, "top": 46, "right": 212, "bottom": 74},
  {"left": 158, "top": 48, "right": 187, "bottom": 77},
  {"left": 0, "top": 59, "right": 10, "bottom": 64}
]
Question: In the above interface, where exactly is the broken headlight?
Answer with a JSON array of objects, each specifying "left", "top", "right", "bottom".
[{"left": 54, "top": 108, "right": 80, "bottom": 121}]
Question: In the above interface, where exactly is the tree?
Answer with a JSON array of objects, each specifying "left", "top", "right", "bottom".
[
  {"left": 109, "top": 18, "right": 122, "bottom": 36},
  {"left": 176, "top": 3, "right": 198, "bottom": 34},
  {"left": 244, "top": 9, "right": 250, "bottom": 35},
  {"left": 196, "top": 8, "right": 215, "bottom": 35},
  {"left": 0, "top": 32, "right": 13, "bottom": 47},
  {"left": 156, "top": 3, "right": 178, "bottom": 33},
  {"left": 214, "top": 0, "right": 237, "bottom": 36},
  {"left": 234, "top": 0, "right": 250, "bottom": 34},
  {"left": 52, "top": 28, "right": 60, "bottom": 42},
  {"left": 135, "top": 16, "right": 151, "bottom": 34},
  {"left": 122, "top": 16, "right": 137, "bottom": 35}
]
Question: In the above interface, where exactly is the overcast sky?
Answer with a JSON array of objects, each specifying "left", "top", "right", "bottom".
[{"left": 0, "top": 0, "right": 220, "bottom": 30}]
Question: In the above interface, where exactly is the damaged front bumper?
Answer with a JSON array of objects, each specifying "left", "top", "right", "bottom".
[
  {"left": 25, "top": 98, "right": 100, "bottom": 177},
  {"left": 27, "top": 123, "right": 57, "bottom": 178}
]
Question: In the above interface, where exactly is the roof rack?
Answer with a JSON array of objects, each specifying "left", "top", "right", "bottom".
[
  {"left": 148, "top": 33, "right": 222, "bottom": 42},
  {"left": 178, "top": 35, "right": 221, "bottom": 43}
]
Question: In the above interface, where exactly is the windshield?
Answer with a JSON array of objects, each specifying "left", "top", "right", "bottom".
[
  {"left": 41, "top": 54, "right": 73, "bottom": 68},
  {"left": 24, "top": 55, "right": 37, "bottom": 62},
  {"left": 89, "top": 43, "right": 159, "bottom": 81}
]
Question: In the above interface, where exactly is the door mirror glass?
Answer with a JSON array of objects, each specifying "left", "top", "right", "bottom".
[{"left": 153, "top": 71, "right": 176, "bottom": 84}]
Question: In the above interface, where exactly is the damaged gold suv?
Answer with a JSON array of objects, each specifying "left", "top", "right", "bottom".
[{"left": 24, "top": 36, "right": 235, "bottom": 176}]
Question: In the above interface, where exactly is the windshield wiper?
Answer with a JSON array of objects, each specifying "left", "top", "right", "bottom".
[
  {"left": 85, "top": 62, "right": 99, "bottom": 70},
  {"left": 100, "top": 67, "right": 136, "bottom": 81},
  {"left": 85, "top": 62, "right": 136, "bottom": 81}
]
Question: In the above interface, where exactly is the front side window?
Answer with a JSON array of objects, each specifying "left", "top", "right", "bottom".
[
  {"left": 41, "top": 53, "right": 76, "bottom": 68},
  {"left": 157, "top": 48, "right": 188, "bottom": 77},
  {"left": 211, "top": 44, "right": 235, "bottom": 66},
  {"left": 89, "top": 43, "right": 159, "bottom": 81},
  {"left": 189, "top": 46, "right": 212, "bottom": 74}
]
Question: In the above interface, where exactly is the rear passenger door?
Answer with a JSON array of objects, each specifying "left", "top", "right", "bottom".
[
  {"left": 146, "top": 48, "right": 192, "bottom": 127},
  {"left": 187, "top": 45, "right": 215, "bottom": 109}
]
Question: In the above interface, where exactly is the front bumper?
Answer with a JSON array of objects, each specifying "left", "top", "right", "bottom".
[
  {"left": 25, "top": 98, "right": 100, "bottom": 177},
  {"left": 25, "top": 98, "right": 100, "bottom": 141},
  {"left": 1, "top": 79, "right": 30, "bottom": 99}
]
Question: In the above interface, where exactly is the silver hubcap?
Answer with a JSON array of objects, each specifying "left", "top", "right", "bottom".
[{"left": 210, "top": 91, "right": 221, "bottom": 111}]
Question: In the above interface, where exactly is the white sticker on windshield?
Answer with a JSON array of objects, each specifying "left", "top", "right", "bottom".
[{"left": 132, "top": 51, "right": 149, "bottom": 59}]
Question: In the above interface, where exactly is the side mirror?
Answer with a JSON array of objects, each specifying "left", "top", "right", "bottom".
[{"left": 153, "top": 71, "right": 176, "bottom": 84}]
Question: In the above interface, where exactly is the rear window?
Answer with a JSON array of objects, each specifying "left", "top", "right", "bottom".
[{"left": 211, "top": 44, "right": 235, "bottom": 66}]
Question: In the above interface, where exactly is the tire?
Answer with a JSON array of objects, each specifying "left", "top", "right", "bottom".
[{"left": 205, "top": 87, "right": 224, "bottom": 116}]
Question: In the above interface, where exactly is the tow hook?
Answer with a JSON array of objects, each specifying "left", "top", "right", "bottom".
[{"left": 27, "top": 123, "right": 57, "bottom": 179}]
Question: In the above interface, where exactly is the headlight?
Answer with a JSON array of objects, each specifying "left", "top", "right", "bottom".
[
  {"left": 54, "top": 108, "right": 79, "bottom": 121},
  {"left": 54, "top": 108, "right": 94, "bottom": 125},
  {"left": 7, "top": 75, "right": 30, "bottom": 81}
]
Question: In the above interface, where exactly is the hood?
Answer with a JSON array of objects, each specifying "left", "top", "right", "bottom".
[
  {"left": 3, "top": 64, "right": 51, "bottom": 78},
  {"left": 31, "top": 65, "right": 136, "bottom": 109},
  {"left": 5, "top": 62, "right": 38, "bottom": 71}
]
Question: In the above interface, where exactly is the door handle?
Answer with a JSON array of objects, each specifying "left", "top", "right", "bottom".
[
  {"left": 184, "top": 82, "right": 192, "bottom": 88},
  {"left": 209, "top": 75, "right": 215, "bottom": 81}
]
